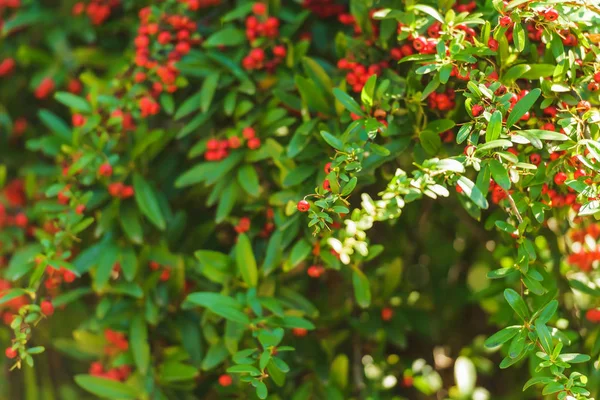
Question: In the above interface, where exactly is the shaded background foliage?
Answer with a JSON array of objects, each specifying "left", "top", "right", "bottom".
[{"left": 1, "top": 0, "right": 600, "bottom": 399}]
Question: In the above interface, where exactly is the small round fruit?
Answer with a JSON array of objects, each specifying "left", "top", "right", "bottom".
[
  {"left": 40, "top": 300, "right": 54, "bottom": 316},
  {"left": 5, "top": 347, "right": 17, "bottom": 359},
  {"left": 297, "top": 200, "right": 310, "bottom": 212}
]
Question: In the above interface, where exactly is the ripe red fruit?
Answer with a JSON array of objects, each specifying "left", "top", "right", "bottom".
[
  {"left": 324, "top": 162, "right": 332, "bottom": 174},
  {"left": 75, "top": 204, "right": 86, "bottom": 214},
  {"left": 543, "top": 8, "right": 559, "bottom": 21},
  {"left": 108, "top": 182, "right": 123, "bottom": 197},
  {"left": 322, "top": 179, "right": 330, "bottom": 191},
  {"left": 381, "top": 307, "right": 393, "bottom": 321},
  {"left": 586, "top": 308, "right": 600, "bottom": 323},
  {"left": 252, "top": 2, "right": 267, "bottom": 15},
  {"left": 159, "top": 269, "right": 171, "bottom": 281},
  {"left": 14, "top": 213, "right": 28, "bottom": 228},
  {"left": 577, "top": 100, "right": 591, "bottom": 112},
  {"left": 588, "top": 82, "right": 599, "bottom": 92},
  {"left": 594, "top": 72, "right": 600, "bottom": 83},
  {"left": 307, "top": 265, "right": 324, "bottom": 278},
  {"left": 5, "top": 347, "right": 17, "bottom": 359},
  {"left": 554, "top": 172, "right": 567, "bottom": 185},
  {"left": 247, "top": 137, "right": 261, "bottom": 149},
  {"left": 242, "top": 127, "right": 256, "bottom": 139},
  {"left": 72, "top": 114, "right": 86, "bottom": 127},
  {"left": 0, "top": 58, "right": 16, "bottom": 77},
  {"left": 40, "top": 300, "right": 54, "bottom": 316},
  {"left": 292, "top": 327, "right": 308, "bottom": 337},
  {"left": 488, "top": 38, "right": 499, "bottom": 51},
  {"left": 499, "top": 16, "right": 512, "bottom": 27},
  {"left": 98, "top": 163, "right": 113, "bottom": 177},
  {"left": 121, "top": 186, "right": 135, "bottom": 199},
  {"left": 218, "top": 374, "right": 233, "bottom": 387},
  {"left": 273, "top": 45, "right": 286, "bottom": 58},
  {"left": 158, "top": 31, "right": 171, "bottom": 45},
  {"left": 529, "top": 153, "right": 541, "bottom": 165},
  {"left": 471, "top": 104, "right": 484, "bottom": 116},
  {"left": 297, "top": 200, "right": 310, "bottom": 212}
]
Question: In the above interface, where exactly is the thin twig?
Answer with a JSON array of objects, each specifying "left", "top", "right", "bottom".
[{"left": 503, "top": 188, "right": 523, "bottom": 224}]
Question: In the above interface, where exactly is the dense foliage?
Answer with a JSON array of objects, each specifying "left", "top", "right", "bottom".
[{"left": 1, "top": 0, "right": 600, "bottom": 398}]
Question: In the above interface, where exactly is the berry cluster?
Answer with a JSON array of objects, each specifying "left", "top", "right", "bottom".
[
  {"left": 107, "top": 182, "right": 135, "bottom": 199},
  {"left": 242, "top": 46, "right": 286, "bottom": 72},
  {"left": 177, "top": 0, "right": 220, "bottom": 10},
  {"left": 302, "top": 0, "right": 345, "bottom": 18},
  {"left": 72, "top": 0, "right": 120, "bottom": 25},
  {"left": 244, "top": 5, "right": 279, "bottom": 42},
  {"left": 0, "top": 279, "right": 28, "bottom": 325},
  {"left": 428, "top": 89, "right": 456, "bottom": 111},
  {"left": 149, "top": 260, "right": 172, "bottom": 281},
  {"left": 103, "top": 329, "right": 129, "bottom": 355},
  {"left": 89, "top": 361, "right": 132, "bottom": 381},
  {"left": 204, "top": 127, "right": 261, "bottom": 161},
  {"left": 337, "top": 59, "right": 385, "bottom": 93},
  {"left": 44, "top": 263, "right": 77, "bottom": 293}
]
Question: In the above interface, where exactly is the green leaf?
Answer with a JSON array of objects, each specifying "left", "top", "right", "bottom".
[
  {"left": 513, "top": 23, "right": 526, "bottom": 52},
  {"left": 74, "top": 375, "right": 138, "bottom": 399},
  {"left": 504, "top": 289, "right": 529, "bottom": 320},
  {"left": 531, "top": 300, "right": 558, "bottom": 324},
  {"left": 476, "top": 139, "right": 513, "bottom": 152},
  {"left": 341, "top": 177, "right": 357, "bottom": 196},
  {"left": 558, "top": 353, "right": 590, "bottom": 363},
  {"left": 330, "top": 354, "right": 349, "bottom": 389},
  {"left": 133, "top": 173, "right": 166, "bottom": 230},
  {"left": 204, "top": 28, "right": 246, "bottom": 47},
  {"left": 38, "top": 109, "right": 71, "bottom": 142},
  {"left": 361, "top": 74, "right": 377, "bottom": 107},
  {"left": 506, "top": 88, "right": 541, "bottom": 128},
  {"left": 235, "top": 233, "right": 258, "bottom": 287},
  {"left": 320, "top": 131, "right": 344, "bottom": 151},
  {"left": 159, "top": 361, "right": 199, "bottom": 382},
  {"left": 484, "top": 326, "right": 522, "bottom": 348},
  {"left": 420, "top": 130, "right": 442, "bottom": 155},
  {"left": 425, "top": 119, "right": 455, "bottom": 134},
  {"left": 352, "top": 269, "right": 371, "bottom": 308},
  {"left": 130, "top": 315, "right": 150, "bottom": 375},
  {"left": 410, "top": 4, "right": 444, "bottom": 23},
  {"left": 200, "top": 73, "right": 220, "bottom": 113},
  {"left": 457, "top": 176, "right": 489, "bottom": 209},
  {"left": 489, "top": 159, "right": 510, "bottom": 189},
  {"left": 302, "top": 57, "right": 333, "bottom": 92},
  {"left": 54, "top": 92, "right": 92, "bottom": 113},
  {"left": 174, "top": 90, "right": 202, "bottom": 120},
  {"left": 523, "top": 376, "right": 554, "bottom": 391},
  {"left": 542, "top": 382, "right": 564, "bottom": 395},
  {"left": 256, "top": 381, "right": 268, "bottom": 399},
  {"left": 332, "top": 88, "right": 364, "bottom": 116},
  {"left": 237, "top": 164, "right": 260, "bottom": 197},
  {"left": 535, "top": 320, "right": 553, "bottom": 354},
  {"left": 185, "top": 292, "right": 250, "bottom": 325},
  {"left": 486, "top": 110, "right": 503, "bottom": 142},
  {"left": 119, "top": 204, "right": 143, "bottom": 244}
]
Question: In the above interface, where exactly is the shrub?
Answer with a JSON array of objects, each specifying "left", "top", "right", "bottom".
[{"left": 1, "top": 0, "right": 600, "bottom": 399}]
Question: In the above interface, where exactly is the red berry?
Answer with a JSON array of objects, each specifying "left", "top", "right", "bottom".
[
  {"left": 381, "top": 307, "right": 393, "bottom": 321},
  {"left": 40, "top": 300, "right": 54, "bottom": 316},
  {"left": 324, "top": 162, "right": 332, "bottom": 174},
  {"left": 471, "top": 104, "right": 484, "bottom": 117},
  {"left": 297, "top": 200, "right": 310, "bottom": 212},
  {"left": 159, "top": 269, "right": 171, "bottom": 281},
  {"left": 554, "top": 172, "right": 567, "bottom": 185},
  {"left": 121, "top": 186, "right": 135, "bottom": 199},
  {"left": 158, "top": 31, "right": 171, "bottom": 45},
  {"left": 5, "top": 347, "right": 17, "bottom": 359},
  {"left": 594, "top": 72, "right": 600, "bottom": 83},
  {"left": 219, "top": 374, "right": 233, "bottom": 387},
  {"left": 488, "top": 38, "right": 499, "bottom": 51},
  {"left": 588, "top": 82, "right": 599, "bottom": 92},
  {"left": 292, "top": 327, "right": 307, "bottom": 337},
  {"left": 252, "top": 2, "right": 267, "bottom": 15},
  {"left": 586, "top": 309, "right": 600, "bottom": 323},
  {"left": 98, "top": 163, "right": 113, "bottom": 177},
  {"left": 75, "top": 204, "right": 86, "bottom": 214},
  {"left": 307, "top": 265, "right": 324, "bottom": 278},
  {"left": 499, "top": 16, "right": 512, "bottom": 27},
  {"left": 322, "top": 179, "right": 330, "bottom": 191},
  {"left": 577, "top": 100, "right": 591, "bottom": 112},
  {"left": 247, "top": 137, "right": 261, "bottom": 149},
  {"left": 529, "top": 153, "right": 541, "bottom": 165},
  {"left": 242, "top": 127, "right": 255, "bottom": 139},
  {"left": 543, "top": 8, "right": 559, "bottom": 21},
  {"left": 72, "top": 114, "right": 86, "bottom": 127}
]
